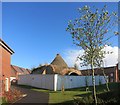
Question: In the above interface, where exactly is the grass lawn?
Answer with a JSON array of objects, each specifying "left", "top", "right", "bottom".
[
  {"left": 48, "top": 82, "right": 116, "bottom": 104},
  {"left": 30, "top": 87, "right": 90, "bottom": 103},
  {"left": 18, "top": 84, "right": 91, "bottom": 103},
  {"left": 49, "top": 90, "right": 91, "bottom": 104},
  {"left": 17, "top": 82, "right": 120, "bottom": 104},
  {"left": 31, "top": 88, "right": 91, "bottom": 104}
]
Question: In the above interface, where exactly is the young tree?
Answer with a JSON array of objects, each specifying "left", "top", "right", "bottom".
[
  {"left": 96, "top": 51, "right": 111, "bottom": 91},
  {"left": 66, "top": 5, "right": 118, "bottom": 104}
]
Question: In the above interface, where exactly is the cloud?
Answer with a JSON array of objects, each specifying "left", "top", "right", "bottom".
[
  {"left": 103, "top": 46, "right": 118, "bottom": 67},
  {"left": 63, "top": 46, "right": 118, "bottom": 70},
  {"left": 63, "top": 49, "right": 84, "bottom": 67}
]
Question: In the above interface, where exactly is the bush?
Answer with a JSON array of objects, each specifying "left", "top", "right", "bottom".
[
  {"left": 74, "top": 96, "right": 94, "bottom": 105},
  {"left": 74, "top": 89, "right": 120, "bottom": 105},
  {"left": 1, "top": 97, "right": 8, "bottom": 105},
  {"left": 2, "top": 88, "right": 23, "bottom": 103},
  {"left": 100, "top": 91, "right": 120, "bottom": 104}
]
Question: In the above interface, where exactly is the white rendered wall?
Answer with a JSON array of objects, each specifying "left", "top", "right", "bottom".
[
  {"left": 56, "top": 75, "right": 106, "bottom": 90},
  {"left": 18, "top": 74, "right": 54, "bottom": 90},
  {"left": 18, "top": 74, "right": 106, "bottom": 91}
]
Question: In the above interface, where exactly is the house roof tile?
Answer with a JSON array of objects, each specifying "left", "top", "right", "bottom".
[{"left": 11, "top": 65, "right": 30, "bottom": 75}]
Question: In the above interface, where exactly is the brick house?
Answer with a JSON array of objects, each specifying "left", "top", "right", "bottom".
[
  {"left": 81, "top": 64, "right": 119, "bottom": 82},
  {"left": 11, "top": 65, "right": 31, "bottom": 82},
  {"left": 0, "top": 39, "right": 14, "bottom": 92}
]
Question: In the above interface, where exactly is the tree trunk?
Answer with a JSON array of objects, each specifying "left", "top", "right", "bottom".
[
  {"left": 102, "top": 68, "right": 110, "bottom": 91},
  {"left": 91, "top": 58, "right": 97, "bottom": 105},
  {"left": 61, "top": 75, "right": 65, "bottom": 94}
]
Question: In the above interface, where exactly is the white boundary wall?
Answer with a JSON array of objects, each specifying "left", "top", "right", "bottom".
[
  {"left": 18, "top": 74, "right": 106, "bottom": 91},
  {"left": 18, "top": 74, "right": 54, "bottom": 90},
  {"left": 56, "top": 75, "right": 106, "bottom": 91}
]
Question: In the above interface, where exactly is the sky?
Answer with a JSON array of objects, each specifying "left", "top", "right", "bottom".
[{"left": 2, "top": 2, "right": 119, "bottom": 69}]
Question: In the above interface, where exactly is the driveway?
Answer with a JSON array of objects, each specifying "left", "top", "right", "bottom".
[{"left": 11, "top": 85, "right": 49, "bottom": 104}]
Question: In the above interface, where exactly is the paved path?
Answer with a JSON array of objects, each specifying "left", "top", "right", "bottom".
[{"left": 11, "top": 85, "right": 49, "bottom": 104}]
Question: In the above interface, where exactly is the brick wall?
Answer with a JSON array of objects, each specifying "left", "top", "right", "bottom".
[
  {"left": 0, "top": 39, "right": 14, "bottom": 93},
  {"left": 81, "top": 65, "right": 119, "bottom": 83},
  {"left": 1, "top": 46, "right": 11, "bottom": 91}
]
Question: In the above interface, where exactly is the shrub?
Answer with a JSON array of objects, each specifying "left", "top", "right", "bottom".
[
  {"left": 2, "top": 88, "right": 23, "bottom": 103},
  {"left": 1, "top": 97, "right": 8, "bottom": 105},
  {"left": 74, "top": 89, "right": 120, "bottom": 105},
  {"left": 74, "top": 96, "right": 94, "bottom": 105}
]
